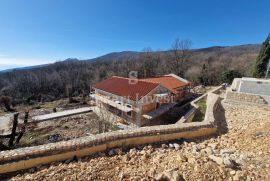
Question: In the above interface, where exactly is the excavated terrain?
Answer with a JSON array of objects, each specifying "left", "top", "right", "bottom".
[{"left": 5, "top": 101, "right": 270, "bottom": 181}]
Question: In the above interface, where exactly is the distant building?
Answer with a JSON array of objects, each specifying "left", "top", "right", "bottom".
[{"left": 91, "top": 74, "right": 191, "bottom": 126}]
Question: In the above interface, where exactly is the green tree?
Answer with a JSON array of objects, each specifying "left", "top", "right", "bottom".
[
  {"left": 199, "top": 64, "right": 209, "bottom": 86},
  {"left": 252, "top": 34, "right": 270, "bottom": 77},
  {"left": 221, "top": 70, "right": 241, "bottom": 84}
]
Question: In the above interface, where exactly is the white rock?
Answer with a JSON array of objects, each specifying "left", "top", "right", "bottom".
[
  {"left": 155, "top": 169, "right": 182, "bottom": 181},
  {"left": 161, "top": 144, "right": 168, "bottom": 149},
  {"left": 236, "top": 154, "right": 247, "bottom": 164},
  {"left": 230, "top": 170, "right": 236, "bottom": 175},
  {"left": 177, "top": 154, "right": 187, "bottom": 162},
  {"left": 188, "top": 157, "right": 196, "bottom": 164},
  {"left": 192, "top": 145, "right": 200, "bottom": 153},
  {"left": 209, "top": 155, "right": 223, "bottom": 165},
  {"left": 208, "top": 143, "right": 217, "bottom": 150},
  {"left": 223, "top": 156, "right": 235, "bottom": 168},
  {"left": 173, "top": 143, "right": 180, "bottom": 150},
  {"left": 202, "top": 147, "right": 213, "bottom": 155},
  {"left": 220, "top": 149, "right": 234, "bottom": 156},
  {"left": 140, "top": 150, "right": 146, "bottom": 155},
  {"left": 233, "top": 171, "right": 244, "bottom": 181},
  {"left": 129, "top": 148, "right": 137, "bottom": 156}
]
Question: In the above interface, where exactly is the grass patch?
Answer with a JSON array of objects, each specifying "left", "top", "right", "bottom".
[
  {"left": 20, "top": 128, "right": 51, "bottom": 146},
  {"left": 197, "top": 99, "right": 207, "bottom": 114},
  {"left": 39, "top": 99, "right": 67, "bottom": 109},
  {"left": 193, "top": 98, "right": 207, "bottom": 122}
]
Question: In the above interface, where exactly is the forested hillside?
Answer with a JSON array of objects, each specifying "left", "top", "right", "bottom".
[{"left": 0, "top": 44, "right": 260, "bottom": 104}]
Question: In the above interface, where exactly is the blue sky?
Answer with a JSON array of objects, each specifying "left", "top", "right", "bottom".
[{"left": 0, "top": 0, "right": 269, "bottom": 69}]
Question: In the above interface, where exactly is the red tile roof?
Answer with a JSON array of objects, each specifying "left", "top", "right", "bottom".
[
  {"left": 142, "top": 76, "right": 189, "bottom": 94},
  {"left": 94, "top": 76, "right": 160, "bottom": 101}
]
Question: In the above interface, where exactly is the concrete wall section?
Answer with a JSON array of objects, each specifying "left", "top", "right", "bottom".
[
  {"left": 177, "top": 85, "right": 224, "bottom": 124},
  {"left": 225, "top": 90, "right": 268, "bottom": 105},
  {"left": 239, "top": 80, "right": 270, "bottom": 96}
]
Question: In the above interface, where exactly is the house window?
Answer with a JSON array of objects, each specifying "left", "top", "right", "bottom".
[{"left": 127, "top": 111, "right": 132, "bottom": 117}]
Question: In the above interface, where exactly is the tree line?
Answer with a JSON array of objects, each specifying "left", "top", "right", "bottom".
[{"left": 0, "top": 39, "right": 261, "bottom": 106}]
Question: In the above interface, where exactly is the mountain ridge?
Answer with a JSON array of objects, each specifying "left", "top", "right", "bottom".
[{"left": 0, "top": 44, "right": 260, "bottom": 73}]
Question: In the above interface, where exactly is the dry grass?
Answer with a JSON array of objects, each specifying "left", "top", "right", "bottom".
[
  {"left": 17, "top": 112, "right": 120, "bottom": 147},
  {"left": 39, "top": 99, "right": 68, "bottom": 109},
  {"left": 193, "top": 98, "right": 207, "bottom": 122}
]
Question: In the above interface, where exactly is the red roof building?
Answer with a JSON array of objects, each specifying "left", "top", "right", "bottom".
[
  {"left": 92, "top": 74, "right": 191, "bottom": 126},
  {"left": 94, "top": 76, "right": 160, "bottom": 101},
  {"left": 142, "top": 75, "right": 189, "bottom": 94}
]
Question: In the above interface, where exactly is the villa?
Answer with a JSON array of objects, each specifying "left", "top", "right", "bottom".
[{"left": 91, "top": 74, "right": 191, "bottom": 126}]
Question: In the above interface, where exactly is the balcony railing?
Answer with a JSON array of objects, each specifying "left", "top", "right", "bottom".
[{"left": 92, "top": 94, "right": 133, "bottom": 112}]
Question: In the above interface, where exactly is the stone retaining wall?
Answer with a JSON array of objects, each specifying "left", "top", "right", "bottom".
[
  {"left": 225, "top": 90, "right": 267, "bottom": 105},
  {"left": 176, "top": 107, "right": 197, "bottom": 124},
  {"left": 0, "top": 92, "right": 221, "bottom": 174},
  {"left": 177, "top": 85, "right": 224, "bottom": 124}
]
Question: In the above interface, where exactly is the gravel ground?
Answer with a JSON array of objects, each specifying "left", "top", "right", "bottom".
[{"left": 5, "top": 101, "right": 270, "bottom": 181}]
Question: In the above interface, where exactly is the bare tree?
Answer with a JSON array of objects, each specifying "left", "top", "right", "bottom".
[
  {"left": 140, "top": 47, "right": 158, "bottom": 78},
  {"left": 65, "top": 84, "right": 73, "bottom": 103},
  {"left": 97, "top": 103, "right": 116, "bottom": 133},
  {"left": 171, "top": 38, "right": 192, "bottom": 77}
]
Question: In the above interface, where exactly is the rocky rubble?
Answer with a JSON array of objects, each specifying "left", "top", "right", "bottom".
[{"left": 6, "top": 102, "right": 270, "bottom": 181}]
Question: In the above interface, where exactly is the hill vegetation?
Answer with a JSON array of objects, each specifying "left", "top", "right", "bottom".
[
  {"left": 0, "top": 44, "right": 260, "bottom": 105},
  {"left": 252, "top": 34, "right": 270, "bottom": 78}
]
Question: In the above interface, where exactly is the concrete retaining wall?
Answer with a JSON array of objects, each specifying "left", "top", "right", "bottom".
[
  {"left": 0, "top": 92, "right": 221, "bottom": 175},
  {"left": 176, "top": 107, "right": 197, "bottom": 124},
  {"left": 225, "top": 90, "right": 267, "bottom": 105},
  {"left": 177, "top": 85, "right": 224, "bottom": 124}
]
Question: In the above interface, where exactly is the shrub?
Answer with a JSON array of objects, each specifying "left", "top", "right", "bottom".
[
  {"left": 0, "top": 96, "right": 13, "bottom": 111},
  {"left": 221, "top": 70, "right": 241, "bottom": 84}
]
